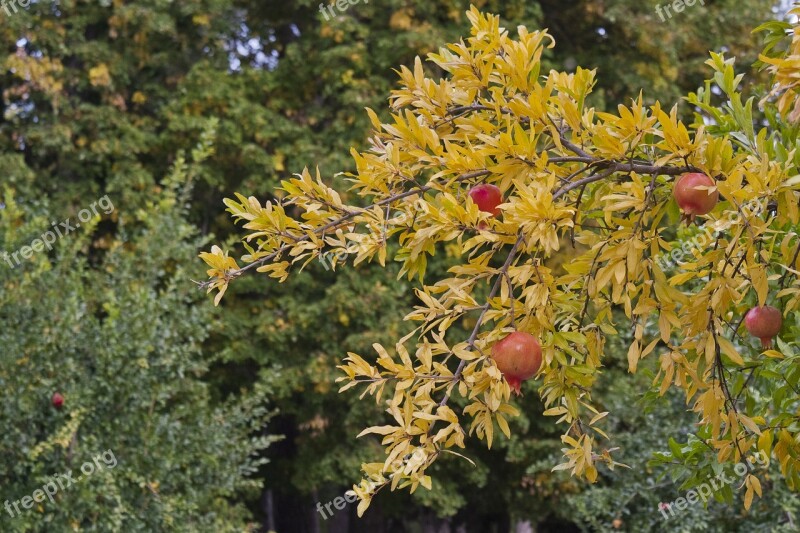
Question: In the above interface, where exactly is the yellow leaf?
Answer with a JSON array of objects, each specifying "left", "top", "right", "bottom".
[
  {"left": 357, "top": 426, "right": 399, "bottom": 438},
  {"left": 356, "top": 496, "right": 371, "bottom": 517},
  {"left": 749, "top": 474, "right": 762, "bottom": 497},
  {"left": 627, "top": 341, "right": 641, "bottom": 373},
  {"left": 192, "top": 14, "right": 211, "bottom": 26},
  {"left": 749, "top": 264, "right": 768, "bottom": 306},
  {"left": 89, "top": 64, "right": 112, "bottom": 87},
  {"left": 496, "top": 414, "right": 511, "bottom": 439},
  {"left": 717, "top": 337, "right": 744, "bottom": 366},
  {"left": 738, "top": 414, "right": 761, "bottom": 435}
]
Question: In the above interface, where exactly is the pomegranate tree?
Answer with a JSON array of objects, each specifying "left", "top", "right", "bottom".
[
  {"left": 672, "top": 172, "right": 719, "bottom": 223},
  {"left": 745, "top": 305, "right": 782, "bottom": 349},
  {"left": 491, "top": 331, "right": 542, "bottom": 395}
]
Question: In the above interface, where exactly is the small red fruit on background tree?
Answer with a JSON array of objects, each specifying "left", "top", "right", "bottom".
[
  {"left": 468, "top": 184, "right": 503, "bottom": 216},
  {"left": 745, "top": 305, "right": 783, "bottom": 349},
  {"left": 51, "top": 392, "right": 64, "bottom": 409},
  {"left": 491, "top": 331, "right": 542, "bottom": 395},
  {"left": 673, "top": 172, "right": 719, "bottom": 223}
]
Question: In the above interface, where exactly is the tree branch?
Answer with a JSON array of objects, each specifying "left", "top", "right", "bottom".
[
  {"left": 198, "top": 169, "right": 491, "bottom": 289},
  {"left": 439, "top": 234, "right": 525, "bottom": 407}
]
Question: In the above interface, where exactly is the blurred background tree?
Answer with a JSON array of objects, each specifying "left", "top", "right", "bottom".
[
  {"left": 0, "top": 137, "right": 272, "bottom": 531},
  {"left": 2, "top": 0, "right": 795, "bottom": 532}
]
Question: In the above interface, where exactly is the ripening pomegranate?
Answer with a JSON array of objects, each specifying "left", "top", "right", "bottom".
[
  {"left": 745, "top": 305, "right": 782, "bottom": 349},
  {"left": 52, "top": 392, "right": 64, "bottom": 409},
  {"left": 491, "top": 331, "right": 542, "bottom": 395},
  {"left": 468, "top": 184, "right": 503, "bottom": 217},
  {"left": 673, "top": 173, "right": 719, "bottom": 223}
]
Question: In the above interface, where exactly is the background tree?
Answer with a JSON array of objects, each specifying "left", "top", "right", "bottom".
[{"left": 0, "top": 135, "right": 271, "bottom": 531}]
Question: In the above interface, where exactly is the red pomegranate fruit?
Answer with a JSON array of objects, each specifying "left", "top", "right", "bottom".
[
  {"left": 673, "top": 173, "right": 719, "bottom": 223},
  {"left": 52, "top": 392, "right": 64, "bottom": 409},
  {"left": 745, "top": 305, "right": 782, "bottom": 349},
  {"left": 491, "top": 331, "right": 542, "bottom": 395},
  {"left": 468, "top": 184, "right": 503, "bottom": 217}
]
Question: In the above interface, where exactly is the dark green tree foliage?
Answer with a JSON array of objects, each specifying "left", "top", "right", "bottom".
[
  {"left": 557, "top": 324, "right": 800, "bottom": 533},
  {"left": 537, "top": 0, "right": 775, "bottom": 107},
  {"left": 0, "top": 145, "right": 271, "bottom": 531}
]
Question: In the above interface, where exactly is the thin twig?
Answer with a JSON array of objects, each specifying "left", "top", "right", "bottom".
[
  {"left": 197, "top": 169, "right": 491, "bottom": 289},
  {"left": 439, "top": 234, "right": 525, "bottom": 407}
]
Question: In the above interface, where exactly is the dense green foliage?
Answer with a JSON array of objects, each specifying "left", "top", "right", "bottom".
[{"left": 0, "top": 145, "right": 271, "bottom": 530}]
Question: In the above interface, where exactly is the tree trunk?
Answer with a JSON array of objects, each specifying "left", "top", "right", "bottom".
[
  {"left": 309, "top": 490, "right": 321, "bottom": 533},
  {"left": 261, "top": 488, "right": 276, "bottom": 532},
  {"left": 514, "top": 520, "right": 534, "bottom": 533}
]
